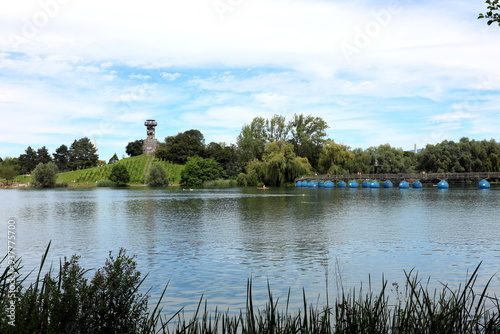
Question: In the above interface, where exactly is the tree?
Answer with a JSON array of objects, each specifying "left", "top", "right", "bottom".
[
  {"left": 69, "top": 137, "right": 99, "bottom": 170},
  {"left": 154, "top": 146, "right": 168, "bottom": 161},
  {"left": 53, "top": 144, "right": 70, "bottom": 171},
  {"left": 478, "top": 0, "right": 500, "bottom": 26},
  {"left": 180, "top": 156, "right": 223, "bottom": 186},
  {"left": 108, "top": 153, "right": 119, "bottom": 164},
  {"left": 126, "top": 140, "right": 144, "bottom": 157},
  {"left": 366, "top": 144, "right": 414, "bottom": 174},
  {"left": 37, "top": 146, "right": 52, "bottom": 164},
  {"left": 262, "top": 141, "right": 311, "bottom": 186},
  {"left": 205, "top": 142, "right": 241, "bottom": 178},
  {"left": 18, "top": 146, "right": 38, "bottom": 174},
  {"left": 109, "top": 164, "right": 130, "bottom": 186},
  {"left": 164, "top": 130, "right": 206, "bottom": 164},
  {"left": 238, "top": 141, "right": 312, "bottom": 186},
  {"left": 0, "top": 165, "right": 18, "bottom": 185},
  {"left": 288, "top": 114, "right": 328, "bottom": 169},
  {"left": 32, "top": 162, "right": 59, "bottom": 188},
  {"left": 147, "top": 162, "right": 169, "bottom": 187},
  {"left": 237, "top": 117, "right": 267, "bottom": 164},
  {"left": 318, "top": 140, "right": 354, "bottom": 174}
]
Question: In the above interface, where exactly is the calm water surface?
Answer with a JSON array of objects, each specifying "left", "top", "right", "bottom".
[{"left": 1, "top": 186, "right": 499, "bottom": 314}]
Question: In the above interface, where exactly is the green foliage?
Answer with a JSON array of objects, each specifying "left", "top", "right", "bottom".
[
  {"left": 147, "top": 162, "right": 169, "bottom": 187},
  {"left": 56, "top": 155, "right": 183, "bottom": 185},
  {"left": 18, "top": 146, "right": 38, "bottom": 174},
  {"left": 109, "top": 163, "right": 130, "bottom": 186},
  {"left": 180, "top": 156, "right": 223, "bottom": 186},
  {"left": 155, "top": 146, "right": 168, "bottom": 161},
  {"left": 479, "top": 0, "right": 500, "bottom": 26},
  {"left": 36, "top": 146, "right": 52, "bottom": 164},
  {"left": 126, "top": 139, "right": 144, "bottom": 157},
  {"left": 32, "top": 162, "right": 59, "bottom": 188},
  {"left": 0, "top": 164, "right": 18, "bottom": 185},
  {"left": 203, "top": 179, "right": 237, "bottom": 187},
  {"left": 96, "top": 180, "right": 117, "bottom": 187},
  {"left": 164, "top": 129, "right": 206, "bottom": 164},
  {"left": 237, "top": 114, "right": 328, "bottom": 170},
  {"left": 417, "top": 138, "right": 500, "bottom": 173},
  {"left": 68, "top": 137, "right": 99, "bottom": 170},
  {"left": 237, "top": 117, "right": 269, "bottom": 163},
  {"left": 0, "top": 245, "right": 163, "bottom": 333},
  {"left": 289, "top": 113, "right": 329, "bottom": 169},
  {"left": 318, "top": 140, "right": 354, "bottom": 174},
  {"left": 53, "top": 144, "right": 70, "bottom": 171},
  {"left": 108, "top": 153, "right": 119, "bottom": 164},
  {"left": 239, "top": 141, "right": 312, "bottom": 186},
  {"left": 205, "top": 142, "right": 242, "bottom": 178}
]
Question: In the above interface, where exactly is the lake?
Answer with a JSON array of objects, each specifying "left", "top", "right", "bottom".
[{"left": 1, "top": 185, "right": 499, "bottom": 316}]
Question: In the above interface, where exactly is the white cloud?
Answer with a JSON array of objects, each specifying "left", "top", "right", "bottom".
[{"left": 0, "top": 0, "right": 499, "bottom": 160}]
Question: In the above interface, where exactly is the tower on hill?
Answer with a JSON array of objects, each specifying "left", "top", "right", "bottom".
[{"left": 143, "top": 119, "right": 159, "bottom": 154}]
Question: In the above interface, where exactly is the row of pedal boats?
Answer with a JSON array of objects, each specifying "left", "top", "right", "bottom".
[{"left": 296, "top": 179, "right": 491, "bottom": 189}]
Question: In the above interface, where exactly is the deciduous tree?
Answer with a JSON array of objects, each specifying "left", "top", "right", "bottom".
[
  {"left": 32, "top": 162, "right": 59, "bottom": 188},
  {"left": 147, "top": 162, "right": 169, "bottom": 187},
  {"left": 164, "top": 130, "right": 206, "bottom": 164},
  {"left": 180, "top": 156, "right": 223, "bottom": 186},
  {"left": 126, "top": 140, "right": 144, "bottom": 157},
  {"left": 109, "top": 164, "right": 130, "bottom": 186}
]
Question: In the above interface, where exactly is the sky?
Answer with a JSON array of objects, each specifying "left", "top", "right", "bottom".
[{"left": 0, "top": 0, "right": 499, "bottom": 161}]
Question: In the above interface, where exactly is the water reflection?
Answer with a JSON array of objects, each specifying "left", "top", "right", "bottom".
[{"left": 1, "top": 186, "right": 499, "bottom": 315}]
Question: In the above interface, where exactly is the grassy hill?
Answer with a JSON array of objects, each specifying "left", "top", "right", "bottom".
[{"left": 57, "top": 154, "right": 183, "bottom": 186}]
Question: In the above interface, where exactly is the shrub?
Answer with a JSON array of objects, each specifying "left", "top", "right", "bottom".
[
  {"left": 32, "top": 162, "right": 59, "bottom": 188},
  {"left": 180, "top": 156, "right": 223, "bottom": 186},
  {"left": 96, "top": 180, "right": 117, "bottom": 187},
  {"left": 147, "top": 162, "right": 169, "bottom": 187},
  {"left": 109, "top": 163, "right": 130, "bottom": 186},
  {"left": 0, "top": 245, "right": 164, "bottom": 334},
  {"left": 203, "top": 179, "right": 237, "bottom": 187}
]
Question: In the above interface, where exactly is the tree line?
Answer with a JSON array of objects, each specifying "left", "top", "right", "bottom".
[
  {"left": 124, "top": 114, "right": 500, "bottom": 186},
  {"left": 0, "top": 137, "right": 99, "bottom": 185},
  {"left": 2, "top": 114, "right": 499, "bottom": 187}
]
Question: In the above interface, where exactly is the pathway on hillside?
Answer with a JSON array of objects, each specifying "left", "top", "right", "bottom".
[{"left": 142, "top": 154, "right": 155, "bottom": 184}]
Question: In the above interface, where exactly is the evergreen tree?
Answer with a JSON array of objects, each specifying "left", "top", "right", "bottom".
[
  {"left": 68, "top": 137, "right": 99, "bottom": 170},
  {"left": 18, "top": 146, "right": 38, "bottom": 174},
  {"left": 37, "top": 146, "right": 52, "bottom": 164},
  {"left": 53, "top": 145, "right": 70, "bottom": 171},
  {"left": 108, "top": 153, "right": 119, "bottom": 164}
]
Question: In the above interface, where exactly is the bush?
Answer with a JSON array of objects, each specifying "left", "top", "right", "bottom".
[
  {"left": 109, "top": 163, "right": 130, "bottom": 186},
  {"left": 203, "top": 179, "right": 237, "bottom": 187},
  {"left": 147, "top": 162, "right": 169, "bottom": 187},
  {"left": 0, "top": 245, "right": 165, "bottom": 334},
  {"left": 96, "top": 180, "right": 117, "bottom": 187},
  {"left": 32, "top": 162, "right": 59, "bottom": 188},
  {"left": 180, "top": 156, "right": 224, "bottom": 186}
]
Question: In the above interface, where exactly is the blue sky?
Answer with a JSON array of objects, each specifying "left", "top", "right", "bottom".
[{"left": 1, "top": 0, "right": 499, "bottom": 161}]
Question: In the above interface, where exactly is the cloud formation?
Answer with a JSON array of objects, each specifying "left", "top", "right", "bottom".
[{"left": 0, "top": 0, "right": 499, "bottom": 160}]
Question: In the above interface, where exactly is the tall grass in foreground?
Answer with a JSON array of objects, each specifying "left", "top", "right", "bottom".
[{"left": 1, "top": 245, "right": 499, "bottom": 333}]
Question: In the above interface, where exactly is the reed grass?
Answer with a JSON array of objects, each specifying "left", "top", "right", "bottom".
[{"left": 1, "top": 245, "right": 499, "bottom": 333}]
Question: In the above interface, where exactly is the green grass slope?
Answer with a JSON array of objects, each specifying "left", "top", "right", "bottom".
[{"left": 57, "top": 154, "right": 183, "bottom": 185}]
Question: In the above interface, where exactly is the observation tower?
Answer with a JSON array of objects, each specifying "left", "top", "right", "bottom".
[{"left": 143, "top": 119, "right": 159, "bottom": 153}]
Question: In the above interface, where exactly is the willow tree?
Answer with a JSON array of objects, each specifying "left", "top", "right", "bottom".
[
  {"left": 318, "top": 140, "right": 354, "bottom": 174},
  {"left": 262, "top": 141, "right": 311, "bottom": 186}
]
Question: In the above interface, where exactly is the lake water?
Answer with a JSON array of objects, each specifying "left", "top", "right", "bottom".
[{"left": 1, "top": 185, "right": 499, "bottom": 316}]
